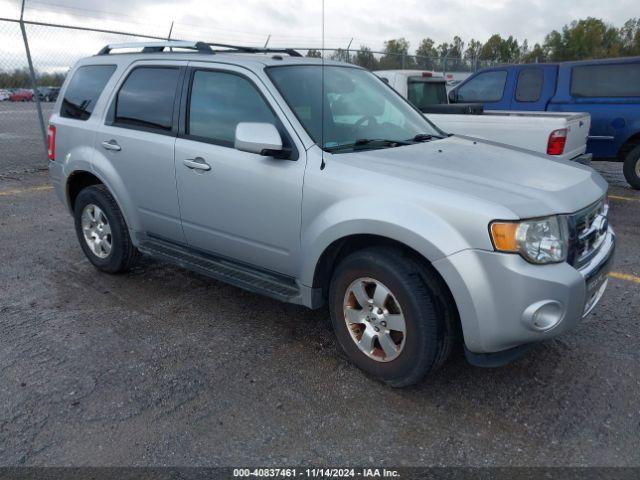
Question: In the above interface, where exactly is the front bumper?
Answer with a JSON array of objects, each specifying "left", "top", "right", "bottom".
[{"left": 433, "top": 228, "right": 615, "bottom": 355}]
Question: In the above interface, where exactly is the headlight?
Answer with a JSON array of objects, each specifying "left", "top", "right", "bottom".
[{"left": 490, "top": 216, "right": 568, "bottom": 264}]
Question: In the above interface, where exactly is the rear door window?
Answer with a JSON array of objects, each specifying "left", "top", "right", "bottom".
[
  {"left": 60, "top": 65, "right": 116, "bottom": 120},
  {"left": 114, "top": 67, "right": 181, "bottom": 132},
  {"left": 457, "top": 70, "right": 507, "bottom": 102},
  {"left": 571, "top": 63, "right": 640, "bottom": 97},
  {"left": 515, "top": 68, "right": 544, "bottom": 102}
]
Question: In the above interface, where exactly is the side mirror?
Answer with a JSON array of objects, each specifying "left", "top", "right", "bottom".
[
  {"left": 235, "top": 122, "right": 288, "bottom": 158},
  {"left": 448, "top": 90, "right": 457, "bottom": 103}
]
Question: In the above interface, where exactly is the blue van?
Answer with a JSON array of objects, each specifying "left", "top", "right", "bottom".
[{"left": 448, "top": 56, "right": 640, "bottom": 188}]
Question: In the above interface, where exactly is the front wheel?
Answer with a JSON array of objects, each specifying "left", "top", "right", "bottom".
[
  {"left": 623, "top": 145, "right": 640, "bottom": 190},
  {"left": 328, "top": 247, "right": 456, "bottom": 387}
]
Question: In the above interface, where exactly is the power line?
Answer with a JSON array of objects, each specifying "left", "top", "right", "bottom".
[
  {"left": 26, "top": 0, "right": 167, "bottom": 26},
  {"left": 24, "top": 0, "right": 368, "bottom": 46}
]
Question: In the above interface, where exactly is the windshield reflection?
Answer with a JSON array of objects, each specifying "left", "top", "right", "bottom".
[{"left": 267, "top": 65, "right": 442, "bottom": 153}]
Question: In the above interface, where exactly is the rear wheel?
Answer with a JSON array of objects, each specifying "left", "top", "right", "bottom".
[
  {"left": 623, "top": 145, "right": 640, "bottom": 190},
  {"left": 328, "top": 247, "right": 456, "bottom": 387},
  {"left": 73, "top": 185, "right": 139, "bottom": 273}
]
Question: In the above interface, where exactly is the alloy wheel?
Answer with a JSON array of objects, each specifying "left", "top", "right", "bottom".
[
  {"left": 81, "top": 203, "right": 112, "bottom": 258},
  {"left": 343, "top": 277, "right": 407, "bottom": 362}
]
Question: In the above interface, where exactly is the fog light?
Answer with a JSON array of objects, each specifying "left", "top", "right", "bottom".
[{"left": 523, "top": 300, "right": 564, "bottom": 332}]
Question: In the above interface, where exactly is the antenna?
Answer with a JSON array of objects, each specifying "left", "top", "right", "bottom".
[{"left": 320, "top": 0, "right": 326, "bottom": 170}]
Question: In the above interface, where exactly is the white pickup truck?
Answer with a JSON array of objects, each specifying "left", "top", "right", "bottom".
[{"left": 375, "top": 70, "right": 592, "bottom": 163}]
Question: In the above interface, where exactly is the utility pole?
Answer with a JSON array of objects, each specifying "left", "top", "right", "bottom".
[{"left": 346, "top": 37, "right": 353, "bottom": 63}]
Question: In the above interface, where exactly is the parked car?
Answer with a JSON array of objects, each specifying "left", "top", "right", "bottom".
[
  {"left": 37, "top": 86, "right": 60, "bottom": 102},
  {"left": 9, "top": 89, "right": 34, "bottom": 102},
  {"left": 375, "top": 70, "right": 591, "bottom": 163},
  {"left": 448, "top": 57, "right": 640, "bottom": 188},
  {"left": 48, "top": 41, "right": 615, "bottom": 387},
  {"left": 0, "top": 89, "right": 11, "bottom": 101}
]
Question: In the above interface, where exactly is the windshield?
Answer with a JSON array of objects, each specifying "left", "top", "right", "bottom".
[
  {"left": 407, "top": 79, "right": 448, "bottom": 110},
  {"left": 267, "top": 65, "right": 441, "bottom": 152}
]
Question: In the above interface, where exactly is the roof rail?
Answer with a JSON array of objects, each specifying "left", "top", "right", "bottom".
[
  {"left": 96, "top": 40, "right": 303, "bottom": 57},
  {"left": 97, "top": 41, "right": 213, "bottom": 55},
  {"left": 206, "top": 42, "right": 303, "bottom": 57}
]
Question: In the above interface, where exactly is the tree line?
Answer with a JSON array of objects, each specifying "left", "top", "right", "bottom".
[
  {"left": 310, "top": 17, "right": 640, "bottom": 71},
  {"left": 0, "top": 68, "right": 65, "bottom": 89}
]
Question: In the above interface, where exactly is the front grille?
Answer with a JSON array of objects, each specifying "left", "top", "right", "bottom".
[{"left": 568, "top": 198, "right": 609, "bottom": 268}]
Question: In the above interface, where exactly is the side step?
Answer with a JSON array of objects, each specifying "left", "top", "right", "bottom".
[{"left": 138, "top": 238, "right": 301, "bottom": 304}]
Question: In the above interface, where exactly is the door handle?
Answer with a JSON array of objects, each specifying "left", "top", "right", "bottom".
[
  {"left": 183, "top": 157, "right": 211, "bottom": 171},
  {"left": 101, "top": 140, "right": 121, "bottom": 151}
]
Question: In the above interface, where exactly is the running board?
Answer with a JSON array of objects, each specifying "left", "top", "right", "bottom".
[{"left": 138, "top": 238, "right": 301, "bottom": 303}]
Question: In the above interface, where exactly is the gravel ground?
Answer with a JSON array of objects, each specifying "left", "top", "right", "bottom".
[
  {"left": 0, "top": 103, "right": 639, "bottom": 467},
  {"left": 0, "top": 102, "right": 54, "bottom": 175}
]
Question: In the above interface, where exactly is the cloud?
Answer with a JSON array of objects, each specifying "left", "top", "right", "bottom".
[{"left": 0, "top": 0, "right": 637, "bottom": 73}]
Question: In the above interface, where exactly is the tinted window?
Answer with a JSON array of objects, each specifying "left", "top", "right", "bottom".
[
  {"left": 188, "top": 70, "right": 277, "bottom": 145},
  {"left": 515, "top": 68, "right": 544, "bottom": 102},
  {"left": 61, "top": 65, "right": 116, "bottom": 120},
  {"left": 457, "top": 70, "right": 507, "bottom": 102},
  {"left": 115, "top": 67, "right": 180, "bottom": 131},
  {"left": 407, "top": 80, "right": 448, "bottom": 110},
  {"left": 571, "top": 63, "right": 640, "bottom": 98}
]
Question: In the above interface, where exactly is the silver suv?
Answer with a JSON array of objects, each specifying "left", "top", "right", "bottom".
[{"left": 48, "top": 41, "right": 615, "bottom": 386}]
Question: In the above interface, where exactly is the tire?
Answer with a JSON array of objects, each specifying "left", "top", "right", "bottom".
[
  {"left": 328, "top": 247, "right": 457, "bottom": 387},
  {"left": 623, "top": 145, "right": 640, "bottom": 190},
  {"left": 73, "top": 184, "right": 139, "bottom": 273}
]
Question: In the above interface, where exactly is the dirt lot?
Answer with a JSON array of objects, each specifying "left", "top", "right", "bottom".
[{"left": 1, "top": 103, "right": 639, "bottom": 467}]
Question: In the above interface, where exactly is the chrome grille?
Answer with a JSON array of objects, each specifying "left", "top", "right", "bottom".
[{"left": 569, "top": 198, "right": 609, "bottom": 268}]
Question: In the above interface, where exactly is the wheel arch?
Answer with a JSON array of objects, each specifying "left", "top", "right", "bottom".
[
  {"left": 311, "top": 233, "right": 437, "bottom": 287},
  {"left": 617, "top": 130, "right": 640, "bottom": 160},
  {"left": 311, "top": 233, "right": 463, "bottom": 361},
  {"left": 300, "top": 196, "right": 475, "bottom": 292},
  {"left": 65, "top": 165, "right": 141, "bottom": 236},
  {"left": 310, "top": 233, "right": 460, "bottom": 318},
  {"left": 66, "top": 170, "right": 103, "bottom": 212}
]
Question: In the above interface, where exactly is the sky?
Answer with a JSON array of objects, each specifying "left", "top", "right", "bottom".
[{"left": 0, "top": 0, "right": 637, "bottom": 71}]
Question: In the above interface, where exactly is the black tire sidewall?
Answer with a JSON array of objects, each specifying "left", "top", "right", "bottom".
[
  {"left": 329, "top": 249, "right": 442, "bottom": 386},
  {"left": 73, "top": 186, "right": 130, "bottom": 273},
  {"left": 623, "top": 146, "right": 640, "bottom": 190}
]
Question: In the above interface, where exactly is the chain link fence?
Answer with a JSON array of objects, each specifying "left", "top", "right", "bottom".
[
  {"left": 319, "top": 48, "right": 494, "bottom": 73},
  {"left": 0, "top": 3, "right": 495, "bottom": 173},
  {"left": 0, "top": 4, "right": 175, "bottom": 173}
]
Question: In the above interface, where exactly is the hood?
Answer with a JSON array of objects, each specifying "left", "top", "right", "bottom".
[{"left": 331, "top": 136, "right": 607, "bottom": 218}]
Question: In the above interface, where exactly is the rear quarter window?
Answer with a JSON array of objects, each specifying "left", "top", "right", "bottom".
[
  {"left": 60, "top": 65, "right": 116, "bottom": 120},
  {"left": 571, "top": 63, "right": 640, "bottom": 98}
]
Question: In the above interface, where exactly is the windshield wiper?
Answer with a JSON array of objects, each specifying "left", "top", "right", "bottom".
[
  {"left": 324, "top": 138, "right": 412, "bottom": 153},
  {"left": 411, "top": 133, "right": 435, "bottom": 142},
  {"left": 355, "top": 138, "right": 413, "bottom": 147}
]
